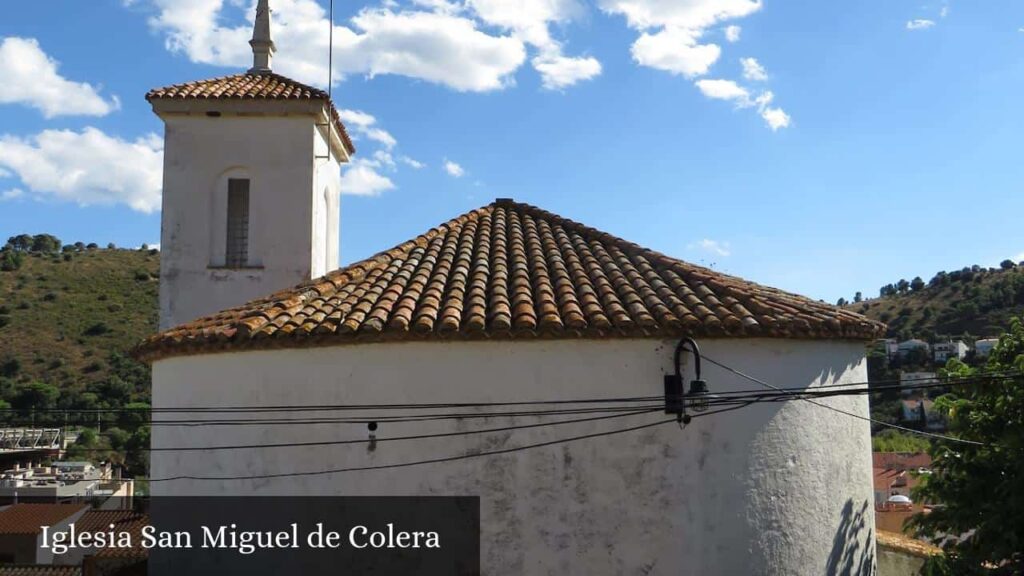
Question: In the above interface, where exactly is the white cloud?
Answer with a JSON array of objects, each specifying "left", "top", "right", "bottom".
[
  {"left": 0, "top": 37, "right": 119, "bottom": 118},
  {"left": 143, "top": 0, "right": 533, "bottom": 92},
  {"left": 444, "top": 159, "right": 465, "bottom": 178},
  {"left": 141, "top": 0, "right": 603, "bottom": 92},
  {"left": 337, "top": 108, "right": 376, "bottom": 128},
  {"left": 339, "top": 108, "right": 398, "bottom": 149},
  {"left": 599, "top": 1, "right": 787, "bottom": 123},
  {"left": 630, "top": 27, "right": 721, "bottom": 77},
  {"left": 336, "top": 107, "right": 422, "bottom": 194},
  {"left": 601, "top": 0, "right": 762, "bottom": 76},
  {"left": 599, "top": 0, "right": 762, "bottom": 30},
  {"left": 340, "top": 158, "right": 396, "bottom": 196},
  {"left": 400, "top": 156, "right": 426, "bottom": 169},
  {"left": 906, "top": 19, "right": 935, "bottom": 30},
  {"left": 531, "top": 53, "right": 602, "bottom": 89},
  {"left": 0, "top": 128, "right": 163, "bottom": 212},
  {"left": 1, "top": 188, "right": 24, "bottom": 201},
  {"left": 740, "top": 57, "right": 767, "bottom": 81},
  {"left": 690, "top": 238, "right": 731, "bottom": 257},
  {"left": 695, "top": 78, "right": 750, "bottom": 103},
  {"left": 759, "top": 104, "right": 790, "bottom": 130},
  {"left": 468, "top": 0, "right": 602, "bottom": 89},
  {"left": 695, "top": 79, "right": 789, "bottom": 130}
]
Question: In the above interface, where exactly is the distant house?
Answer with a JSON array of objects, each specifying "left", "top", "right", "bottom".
[
  {"left": 933, "top": 340, "right": 968, "bottom": 363},
  {"left": 0, "top": 461, "right": 133, "bottom": 506},
  {"left": 897, "top": 339, "right": 930, "bottom": 359},
  {"left": 974, "top": 338, "right": 1000, "bottom": 357},
  {"left": 900, "top": 399, "right": 945, "bottom": 430},
  {"left": 878, "top": 338, "right": 899, "bottom": 359},
  {"left": 872, "top": 467, "right": 917, "bottom": 507},
  {"left": 899, "top": 372, "right": 937, "bottom": 396}
]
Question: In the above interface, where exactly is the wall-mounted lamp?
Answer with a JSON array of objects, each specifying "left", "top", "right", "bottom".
[{"left": 665, "top": 337, "right": 711, "bottom": 423}]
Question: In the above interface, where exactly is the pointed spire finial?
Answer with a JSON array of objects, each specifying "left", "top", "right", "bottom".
[{"left": 248, "top": 0, "right": 276, "bottom": 74}]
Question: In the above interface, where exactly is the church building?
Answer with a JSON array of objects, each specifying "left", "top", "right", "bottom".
[{"left": 137, "top": 2, "right": 886, "bottom": 573}]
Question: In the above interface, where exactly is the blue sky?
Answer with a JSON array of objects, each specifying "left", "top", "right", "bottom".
[{"left": 1, "top": 0, "right": 1023, "bottom": 304}]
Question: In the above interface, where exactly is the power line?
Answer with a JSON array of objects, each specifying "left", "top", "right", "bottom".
[
  {"left": 0, "top": 395, "right": 664, "bottom": 414},
  {"left": 700, "top": 354, "right": 995, "bottom": 448},
  {"left": 144, "top": 415, "right": 680, "bottom": 482},
  {"left": 66, "top": 409, "right": 661, "bottom": 452}
]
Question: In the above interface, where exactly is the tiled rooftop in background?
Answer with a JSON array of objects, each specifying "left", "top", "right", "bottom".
[
  {"left": 136, "top": 199, "right": 886, "bottom": 361},
  {"left": 146, "top": 72, "right": 355, "bottom": 155},
  {"left": 0, "top": 504, "right": 87, "bottom": 535}
]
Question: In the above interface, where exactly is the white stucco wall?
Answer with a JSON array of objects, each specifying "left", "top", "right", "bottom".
[
  {"left": 151, "top": 337, "right": 876, "bottom": 575},
  {"left": 157, "top": 114, "right": 341, "bottom": 329}
]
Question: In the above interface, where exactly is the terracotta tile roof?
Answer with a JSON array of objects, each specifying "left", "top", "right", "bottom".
[
  {"left": 876, "top": 529, "right": 941, "bottom": 558},
  {"left": 146, "top": 72, "right": 355, "bottom": 155},
  {"left": 0, "top": 503, "right": 87, "bottom": 535},
  {"left": 0, "top": 567, "right": 80, "bottom": 576},
  {"left": 872, "top": 452, "right": 932, "bottom": 471},
  {"left": 79, "top": 510, "right": 149, "bottom": 559},
  {"left": 134, "top": 199, "right": 886, "bottom": 361},
  {"left": 873, "top": 467, "right": 917, "bottom": 492}
]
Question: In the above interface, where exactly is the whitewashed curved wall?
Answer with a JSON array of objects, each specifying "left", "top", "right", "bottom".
[{"left": 151, "top": 338, "right": 875, "bottom": 575}]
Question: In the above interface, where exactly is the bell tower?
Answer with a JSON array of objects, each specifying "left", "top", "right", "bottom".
[{"left": 147, "top": 0, "right": 354, "bottom": 329}]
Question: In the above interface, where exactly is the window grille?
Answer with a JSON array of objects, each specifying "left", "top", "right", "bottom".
[{"left": 226, "top": 178, "right": 250, "bottom": 268}]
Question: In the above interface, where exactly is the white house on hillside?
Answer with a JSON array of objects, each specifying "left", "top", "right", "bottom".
[
  {"left": 933, "top": 340, "right": 968, "bottom": 363},
  {"left": 974, "top": 338, "right": 1000, "bottom": 357},
  {"left": 897, "top": 339, "right": 930, "bottom": 358},
  {"left": 137, "top": 3, "right": 887, "bottom": 574}
]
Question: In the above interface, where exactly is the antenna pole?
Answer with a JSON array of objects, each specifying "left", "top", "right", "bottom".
[{"left": 327, "top": 0, "right": 334, "bottom": 164}]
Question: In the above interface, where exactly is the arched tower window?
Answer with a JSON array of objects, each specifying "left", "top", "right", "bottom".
[{"left": 225, "top": 178, "right": 251, "bottom": 268}]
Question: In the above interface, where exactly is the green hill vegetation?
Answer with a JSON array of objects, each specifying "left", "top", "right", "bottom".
[
  {"left": 843, "top": 260, "right": 1024, "bottom": 341},
  {"left": 0, "top": 234, "right": 158, "bottom": 476}
]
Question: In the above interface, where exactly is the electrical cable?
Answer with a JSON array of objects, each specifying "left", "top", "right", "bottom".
[
  {"left": 61, "top": 408, "right": 662, "bottom": 452},
  {"left": 700, "top": 354, "right": 997, "bottom": 448},
  {"left": 143, "top": 415, "right": 679, "bottom": 482}
]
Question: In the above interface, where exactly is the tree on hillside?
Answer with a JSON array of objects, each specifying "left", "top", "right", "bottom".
[
  {"left": 911, "top": 317, "right": 1024, "bottom": 574},
  {"left": 854, "top": 291, "right": 863, "bottom": 303},
  {"left": 881, "top": 284, "right": 897, "bottom": 297},
  {"left": 911, "top": 276, "right": 925, "bottom": 291},
  {"left": 836, "top": 297, "right": 848, "bottom": 306},
  {"left": 1001, "top": 259, "right": 1016, "bottom": 270},
  {"left": 6, "top": 235, "right": 34, "bottom": 252},
  {"left": 30, "top": 234, "right": 61, "bottom": 253},
  {"left": 897, "top": 279, "right": 911, "bottom": 293}
]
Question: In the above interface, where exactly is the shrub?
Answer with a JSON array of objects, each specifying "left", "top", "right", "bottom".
[
  {"left": 1, "top": 251, "right": 24, "bottom": 271},
  {"left": 83, "top": 322, "right": 111, "bottom": 336}
]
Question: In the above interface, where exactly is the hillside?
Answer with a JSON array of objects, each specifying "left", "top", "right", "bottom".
[
  {"left": 0, "top": 246, "right": 159, "bottom": 387},
  {"left": 845, "top": 262, "right": 1024, "bottom": 340}
]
